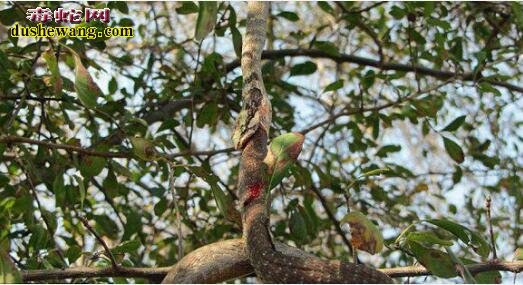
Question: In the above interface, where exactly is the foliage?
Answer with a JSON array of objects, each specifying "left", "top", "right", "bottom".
[{"left": 0, "top": 1, "right": 522, "bottom": 283}]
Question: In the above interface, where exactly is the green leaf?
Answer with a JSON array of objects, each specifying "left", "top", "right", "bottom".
[
  {"left": 53, "top": 173, "right": 66, "bottom": 206},
  {"left": 290, "top": 61, "right": 317, "bottom": 76},
  {"left": 470, "top": 266, "right": 501, "bottom": 283},
  {"left": 427, "top": 18, "right": 451, "bottom": 30},
  {"left": 42, "top": 49, "right": 62, "bottom": 97},
  {"left": 408, "top": 240, "right": 457, "bottom": 278},
  {"left": 426, "top": 219, "right": 490, "bottom": 258},
  {"left": 0, "top": 8, "right": 25, "bottom": 26},
  {"left": 0, "top": 250, "right": 21, "bottom": 283},
  {"left": 407, "top": 231, "right": 454, "bottom": 247},
  {"left": 65, "top": 245, "right": 82, "bottom": 264},
  {"left": 196, "top": 102, "right": 218, "bottom": 128},
  {"left": 389, "top": 5, "right": 405, "bottom": 19},
  {"left": 342, "top": 211, "right": 384, "bottom": 254},
  {"left": 210, "top": 184, "right": 232, "bottom": 219},
  {"left": 112, "top": 240, "right": 141, "bottom": 254},
  {"left": 231, "top": 27, "right": 242, "bottom": 58},
  {"left": 362, "top": 70, "right": 376, "bottom": 89},
  {"left": 376, "top": 145, "right": 401, "bottom": 157},
  {"left": 154, "top": 198, "right": 167, "bottom": 217},
  {"left": 446, "top": 247, "right": 477, "bottom": 283},
  {"left": 185, "top": 166, "right": 238, "bottom": 224},
  {"left": 130, "top": 137, "right": 157, "bottom": 161},
  {"left": 108, "top": 77, "right": 117, "bottom": 94},
  {"left": 289, "top": 209, "right": 308, "bottom": 244},
  {"left": 442, "top": 115, "right": 466, "bottom": 132},
  {"left": 28, "top": 225, "right": 50, "bottom": 250},
  {"left": 460, "top": 258, "right": 501, "bottom": 283},
  {"left": 176, "top": 2, "right": 198, "bottom": 14},
  {"left": 194, "top": 2, "right": 218, "bottom": 41},
  {"left": 360, "top": 168, "right": 390, "bottom": 178},
  {"left": 452, "top": 166, "right": 463, "bottom": 184},
  {"left": 323, "top": 80, "right": 344, "bottom": 93},
  {"left": 74, "top": 175, "right": 86, "bottom": 210},
  {"left": 473, "top": 154, "right": 499, "bottom": 169},
  {"left": 512, "top": 2, "right": 523, "bottom": 29},
  {"left": 442, "top": 136, "right": 464, "bottom": 163},
  {"left": 93, "top": 215, "right": 118, "bottom": 239},
  {"left": 277, "top": 11, "right": 299, "bottom": 22},
  {"left": 318, "top": 2, "right": 334, "bottom": 14},
  {"left": 79, "top": 156, "right": 106, "bottom": 178},
  {"left": 478, "top": 82, "right": 501, "bottom": 97},
  {"left": 313, "top": 41, "right": 339, "bottom": 56},
  {"left": 266, "top": 132, "right": 305, "bottom": 190},
  {"left": 69, "top": 49, "right": 102, "bottom": 108}
]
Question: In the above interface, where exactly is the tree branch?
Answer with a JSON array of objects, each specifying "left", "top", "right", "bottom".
[
  {"left": 0, "top": 135, "right": 235, "bottom": 159},
  {"left": 21, "top": 251, "right": 523, "bottom": 282},
  {"left": 224, "top": 49, "right": 523, "bottom": 94},
  {"left": 80, "top": 217, "right": 119, "bottom": 269},
  {"left": 309, "top": 184, "right": 354, "bottom": 255},
  {"left": 299, "top": 79, "right": 454, "bottom": 134},
  {"left": 0, "top": 135, "right": 132, "bottom": 158}
]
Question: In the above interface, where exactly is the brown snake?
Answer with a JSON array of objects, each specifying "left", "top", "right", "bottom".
[
  {"left": 164, "top": 2, "right": 393, "bottom": 283},
  {"left": 235, "top": 2, "right": 393, "bottom": 283}
]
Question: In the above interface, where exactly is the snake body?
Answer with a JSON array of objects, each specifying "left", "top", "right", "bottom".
[{"left": 235, "top": 2, "right": 393, "bottom": 283}]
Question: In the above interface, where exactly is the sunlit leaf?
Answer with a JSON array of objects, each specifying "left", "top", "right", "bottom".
[
  {"left": 265, "top": 132, "right": 305, "bottom": 190},
  {"left": 74, "top": 175, "right": 86, "bottom": 210},
  {"left": 343, "top": 211, "right": 384, "bottom": 254},
  {"left": 176, "top": 2, "right": 198, "bottom": 14},
  {"left": 130, "top": 137, "right": 157, "bottom": 161},
  {"left": 42, "top": 49, "right": 62, "bottom": 96},
  {"left": 112, "top": 240, "right": 141, "bottom": 254},
  {"left": 408, "top": 240, "right": 457, "bottom": 278},
  {"left": 446, "top": 247, "right": 476, "bottom": 283},
  {"left": 426, "top": 218, "right": 490, "bottom": 258},
  {"left": 65, "top": 245, "right": 82, "bottom": 264},
  {"left": 0, "top": 250, "right": 21, "bottom": 283},
  {"left": 407, "top": 232, "right": 454, "bottom": 246},
  {"left": 68, "top": 49, "right": 102, "bottom": 108},
  {"left": 515, "top": 248, "right": 523, "bottom": 260},
  {"left": 194, "top": 2, "right": 217, "bottom": 41}
]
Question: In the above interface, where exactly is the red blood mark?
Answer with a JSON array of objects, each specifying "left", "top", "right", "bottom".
[{"left": 243, "top": 182, "right": 264, "bottom": 207}]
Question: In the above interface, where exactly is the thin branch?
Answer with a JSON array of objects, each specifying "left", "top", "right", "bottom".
[
  {"left": 0, "top": 135, "right": 131, "bottom": 158},
  {"left": 335, "top": 2, "right": 384, "bottom": 63},
  {"left": 485, "top": 195, "right": 498, "bottom": 260},
  {"left": 0, "top": 135, "right": 236, "bottom": 159},
  {"left": 351, "top": 1, "right": 387, "bottom": 14},
  {"left": 224, "top": 49, "right": 523, "bottom": 94},
  {"left": 381, "top": 260, "right": 523, "bottom": 278},
  {"left": 299, "top": 79, "right": 454, "bottom": 134},
  {"left": 309, "top": 185, "right": 354, "bottom": 255},
  {"left": 168, "top": 147, "right": 236, "bottom": 159},
  {"left": 4, "top": 81, "right": 29, "bottom": 131},
  {"left": 16, "top": 157, "right": 67, "bottom": 266},
  {"left": 79, "top": 217, "right": 119, "bottom": 269},
  {"left": 167, "top": 162, "right": 184, "bottom": 259},
  {"left": 1, "top": 95, "right": 69, "bottom": 102}
]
